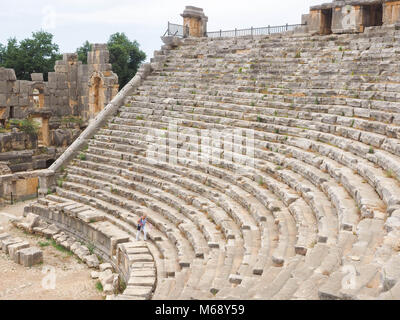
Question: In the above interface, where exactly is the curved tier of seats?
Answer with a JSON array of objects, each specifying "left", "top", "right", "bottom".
[{"left": 25, "top": 25, "right": 400, "bottom": 299}]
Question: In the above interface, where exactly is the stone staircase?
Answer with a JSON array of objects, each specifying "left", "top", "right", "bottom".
[{"left": 25, "top": 25, "right": 400, "bottom": 299}]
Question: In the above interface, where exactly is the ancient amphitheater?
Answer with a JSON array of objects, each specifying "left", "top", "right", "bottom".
[{"left": 5, "top": 1, "right": 400, "bottom": 300}]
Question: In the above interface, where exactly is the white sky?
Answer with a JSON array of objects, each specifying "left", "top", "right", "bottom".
[{"left": 0, "top": 0, "right": 324, "bottom": 62}]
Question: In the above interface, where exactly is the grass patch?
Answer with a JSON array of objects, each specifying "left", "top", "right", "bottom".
[
  {"left": 87, "top": 242, "right": 95, "bottom": 255},
  {"left": 78, "top": 153, "right": 87, "bottom": 161},
  {"left": 51, "top": 240, "right": 73, "bottom": 256},
  {"left": 38, "top": 241, "right": 50, "bottom": 247},
  {"left": 95, "top": 281, "right": 103, "bottom": 292},
  {"left": 386, "top": 169, "right": 394, "bottom": 178}
]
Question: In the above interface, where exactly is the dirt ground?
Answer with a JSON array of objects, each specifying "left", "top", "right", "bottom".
[{"left": 0, "top": 200, "right": 103, "bottom": 300}]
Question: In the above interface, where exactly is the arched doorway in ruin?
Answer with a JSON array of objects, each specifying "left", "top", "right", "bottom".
[
  {"left": 30, "top": 115, "right": 50, "bottom": 147},
  {"left": 32, "top": 87, "right": 45, "bottom": 108},
  {"left": 88, "top": 73, "right": 105, "bottom": 118}
]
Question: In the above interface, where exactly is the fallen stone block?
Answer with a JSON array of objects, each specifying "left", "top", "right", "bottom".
[
  {"left": 19, "top": 213, "right": 40, "bottom": 232},
  {"left": 382, "top": 255, "right": 400, "bottom": 292},
  {"left": 99, "top": 263, "right": 113, "bottom": 272},
  {"left": 42, "top": 224, "right": 60, "bottom": 238},
  {"left": 9, "top": 241, "right": 30, "bottom": 263},
  {"left": 76, "top": 246, "right": 90, "bottom": 260},
  {"left": 103, "top": 284, "right": 114, "bottom": 295},
  {"left": 70, "top": 241, "right": 81, "bottom": 253},
  {"left": 84, "top": 254, "right": 100, "bottom": 268},
  {"left": 0, "top": 233, "right": 10, "bottom": 248},
  {"left": 18, "top": 247, "right": 43, "bottom": 267},
  {"left": 99, "top": 269, "right": 113, "bottom": 284},
  {"left": 2, "top": 237, "right": 23, "bottom": 254}
]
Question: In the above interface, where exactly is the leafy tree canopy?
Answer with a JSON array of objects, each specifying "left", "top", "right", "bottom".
[
  {"left": 76, "top": 40, "right": 92, "bottom": 64},
  {"left": 76, "top": 33, "right": 146, "bottom": 88},
  {"left": 0, "top": 31, "right": 62, "bottom": 81}
]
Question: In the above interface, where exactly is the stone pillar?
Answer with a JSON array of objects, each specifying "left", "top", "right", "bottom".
[
  {"left": 308, "top": 8, "right": 333, "bottom": 35},
  {"left": 181, "top": 6, "right": 208, "bottom": 37},
  {"left": 383, "top": 0, "right": 400, "bottom": 25},
  {"left": 38, "top": 169, "right": 56, "bottom": 197}
]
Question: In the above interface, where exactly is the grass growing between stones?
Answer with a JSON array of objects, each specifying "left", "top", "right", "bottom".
[
  {"left": 38, "top": 241, "right": 50, "bottom": 248},
  {"left": 95, "top": 281, "right": 103, "bottom": 292},
  {"left": 117, "top": 278, "right": 127, "bottom": 294},
  {"left": 50, "top": 240, "right": 73, "bottom": 256}
]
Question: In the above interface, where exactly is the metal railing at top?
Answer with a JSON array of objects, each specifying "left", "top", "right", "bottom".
[
  {"left": 164, "top": 22, "right": 190, "bottom": 38},
  {"left": 206, "top": 24, "right": 306, "bottom": 38},
  {"left": 163, "top": 22, "right": 306, "bottom": 39}
]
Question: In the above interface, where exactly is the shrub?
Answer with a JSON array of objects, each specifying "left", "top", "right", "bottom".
[
  {"left": 368, "top": 147, "right": 374, "bottom": 154},
  {"left": 78, "top": 153, "right": 86, "bottom": 161},
  {"left": 38, "top": 241, "right": 50, "bottom": 247},
  {"left": 95, "top": 281, "right": 103, "bottom": 292},
  {"left": 10, "top": 119, "right": 39, "bottom": 136},
  {"left": 87, "top": 242, "right": 95, "bottom": 255}
]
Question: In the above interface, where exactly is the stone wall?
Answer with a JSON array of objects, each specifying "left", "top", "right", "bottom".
[
  {"left": 0, "top": 44, "right": 119, "bottom": 174},
  {"left": 0, "top": 170, "right": 40, "bottom": 205}
]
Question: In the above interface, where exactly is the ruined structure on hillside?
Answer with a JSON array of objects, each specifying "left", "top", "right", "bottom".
[
  {"left": 304, "top": 0, "right": 400, "bottom": 35},
  {"left": 0, "top": 44, "right": 118, "bottom": 173},
  {"left": 0, "top": 44, "right": 118, "bottom": 205}
]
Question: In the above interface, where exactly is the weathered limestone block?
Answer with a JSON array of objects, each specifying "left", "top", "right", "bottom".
[
  {"left": 0, "top": 233, "right": 10, "bottom": 247},
  {"left": 31, "top": 73, "right": 44, "bottom": 82},
  {"left": 84, "top": 254, "right": 100, "bottom": 268},
  {"left": 99, "top": 263, "right": 113, "bottom": 272},
  {"left": 9, "top": 241, "right": 30, "bottom": 263},
  {"left": 18, "top": 247, "right": 43, "bottom": 267},
  {"left": 2, "top": 237, "right": 23, "bottom": 254},
  {"left": 381, "top": 255, "right": 400, "bottom": 291},
  {"left": 75, "top": 246, "right": 90, "bottom": 260},
  {"left": 18, "top": 213, "right": 40, "bottom": 232}
]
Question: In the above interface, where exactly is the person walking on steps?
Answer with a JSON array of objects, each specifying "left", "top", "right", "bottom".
[{"left": 136, "top": 215, "right": 148, "bottom": 241}]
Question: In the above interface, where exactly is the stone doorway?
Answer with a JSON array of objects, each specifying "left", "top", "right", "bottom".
[
  {"left": 32, "top": 88, "right": 45, "bottom": 109},
  {"left": 89, "top": 74, "right": 105, "bottom": 118},
  {"left": 9, "top": 106, "right": 14, "bottom": 119},
  {"left": 363, "top": 4, "right": 383, "bottom": 28},
  {"left": 31, "top": 116, "right": 50, "bottom": 147},
  {"left": 321, "top": 8, "right": 333, "bottom": 34}
]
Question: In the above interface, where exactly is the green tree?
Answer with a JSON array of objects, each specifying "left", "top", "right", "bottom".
[
  {"left": 107, "top": 33, "right": 146, "bottom": 88},
  {"left": 0, "top": 43, "right": 5, "bottom": 65},
  {"left": 76, "top": 40, "right": 92, "bottom": 64},
  {"left": 0, "top": 31, "right": 61, "bottom": 81}
]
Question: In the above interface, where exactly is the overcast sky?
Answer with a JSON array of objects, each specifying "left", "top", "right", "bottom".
[{"left": 1, "top": 0, "right": 324, "bottom": 62}]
